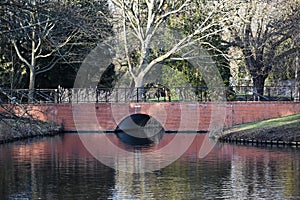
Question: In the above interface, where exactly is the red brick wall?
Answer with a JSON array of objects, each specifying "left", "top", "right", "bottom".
[{"left": 3, "top": 102, "right": 300, "bottom": 132}]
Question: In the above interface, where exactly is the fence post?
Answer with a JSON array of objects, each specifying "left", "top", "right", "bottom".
[
  {"left": 136, "top": 87, "right": 139, "bottom": 103},
  {"left": 291, "top": 86, "right": 293, "bottom": 101},
  {"left": 95, "top": 87, "right": 98, "bottom": 103},
  {"left": 267, "top": 87, "right": 270, "bottom": 99},
  {"left": 116, "top": 88, "right": 118, "bottom": 103},
  {"left": 76, "top": 89, "right": 79, "bottom": 103}
]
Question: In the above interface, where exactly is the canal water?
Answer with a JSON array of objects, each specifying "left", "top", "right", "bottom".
[{"left": 0, "top": 133, "right": 299, "bottom": 199}]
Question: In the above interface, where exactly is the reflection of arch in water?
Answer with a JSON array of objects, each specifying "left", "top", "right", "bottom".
[{"left": 115, "top": 114, "right": 165, "bottom": 145}]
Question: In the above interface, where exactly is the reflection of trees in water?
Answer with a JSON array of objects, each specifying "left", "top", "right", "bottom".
[
  {"left": 112, "top": 144, "right": 300, "bottom": 199},
  {"left": 1, "top": 134, "right": 300, "bottom": 199},
  {"left": 0, "top": 136, "right": 115, "bottom": 199},
  {"left": 112, "top": 149, "right": 231, "bottom": 199},
  {"left": 223, "top": 149, "right": 300, "bottom": 199}
]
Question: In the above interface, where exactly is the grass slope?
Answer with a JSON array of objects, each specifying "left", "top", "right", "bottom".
[{"left": 221, "top": 114, "right": 300, "bottom": 142}]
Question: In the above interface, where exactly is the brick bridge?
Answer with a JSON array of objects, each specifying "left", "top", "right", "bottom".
[{"left": 5, "top": 102, "right": 300, "bottom": 132}]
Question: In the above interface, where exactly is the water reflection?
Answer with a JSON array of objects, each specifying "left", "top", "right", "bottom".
[
  {"left": 115, "top": 128, "right": 164, "bottom": 146},
  {"left": 0, "top": 133, "right": 299, "bottom": 199}
]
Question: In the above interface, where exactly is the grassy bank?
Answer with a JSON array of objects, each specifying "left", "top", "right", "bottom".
[
  {"left": 0, "top": 118, "right": 62, "bottom": 144},
  {"left": 219, "top": 114, "right": 300, "bottom": 145}
]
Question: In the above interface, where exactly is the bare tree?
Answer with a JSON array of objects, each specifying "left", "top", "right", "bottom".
[
  {"left": 109, "top": 0, "right": 232, "bottom": 100},
  {"left": 2, "top": 0, "right": 80, "bottom": 101},
  {"left": 1, "top": 0, "right": 113, "bottom": 101},
  {"left": 225, "top": 0, "right": 300, "bottom": 96}
]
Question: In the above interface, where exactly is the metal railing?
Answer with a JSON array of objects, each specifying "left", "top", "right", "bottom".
[
  {"left": 232, "top": 85, "right": 295, "bottom": 101},
  {"left": 0, "top": 85, "right": 297, "bottom": 104}
]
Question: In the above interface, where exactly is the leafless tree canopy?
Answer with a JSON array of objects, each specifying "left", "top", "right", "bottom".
[
  {"left": 225, "top": 0, "right": 300, "bottom": 95},
  {"left": 0, "top": 0, "right": 299, "bottom": 100},
  {"left": 110, "top": 0, "right": 232, "bottom": 92},
  {"left": 0, "top": 0, "right": 112, "bottom": 100}
]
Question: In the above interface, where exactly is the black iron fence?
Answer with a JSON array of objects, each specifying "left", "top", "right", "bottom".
[{"left": 0, "top": 85, "right": 297, "bottom": 104}]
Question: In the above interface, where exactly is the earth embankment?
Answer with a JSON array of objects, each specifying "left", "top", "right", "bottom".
[{"left": 219, "top": 114, "right": 300, "bottom": 146}]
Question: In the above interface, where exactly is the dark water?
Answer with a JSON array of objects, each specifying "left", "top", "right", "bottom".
[{"left": 0, "top": 133, "right": 299, "bottom": 200}]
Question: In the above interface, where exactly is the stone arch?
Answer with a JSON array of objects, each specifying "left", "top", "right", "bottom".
[{"left": 115, "top": 114, "right": 165, "bottom": 145}]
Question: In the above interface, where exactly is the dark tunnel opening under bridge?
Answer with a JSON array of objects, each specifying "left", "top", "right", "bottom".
[{"left": 115, "top": 114, "right": 165, "bottom": 146}]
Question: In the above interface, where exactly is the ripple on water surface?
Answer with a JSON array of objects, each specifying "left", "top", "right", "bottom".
[{"left": 0, "top": 133, "right": 299, "bottom": 199}]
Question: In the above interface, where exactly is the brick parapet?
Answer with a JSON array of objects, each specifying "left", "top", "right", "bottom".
[{"left": 1, "top": 102, "right": 300, "bottom": 132}]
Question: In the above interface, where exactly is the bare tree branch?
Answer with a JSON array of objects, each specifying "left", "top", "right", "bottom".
[{"left": 12, "top": 40, "right": 33, "bottom": 70}]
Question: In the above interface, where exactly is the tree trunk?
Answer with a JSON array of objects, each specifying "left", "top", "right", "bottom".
[
  {"left": 29, "top": 2, "right": 36, "bottom": 103},
  {"left": 252, "top": 75, "right": 266, "bottom": 99},
  {"left": 28, "top": 68, "right": 35, "bottom": 102},
  {"left": 295, "top": 51, "right": 300, "bottom": 101},
  {"left": 134, "top": 75, "right": 145, "bottom": 102}
]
